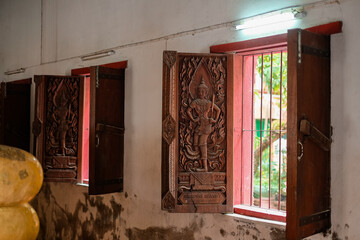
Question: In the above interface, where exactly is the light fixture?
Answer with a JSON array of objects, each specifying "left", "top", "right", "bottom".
[
  {"left": 4, "top": 68, "right": 25, "bottom": 75},
  {"left": 81, "top": 50, "right": 115, "bottom": 61},
  {"left": 235, "top": 7, "right": 306, "bottom": 31}
]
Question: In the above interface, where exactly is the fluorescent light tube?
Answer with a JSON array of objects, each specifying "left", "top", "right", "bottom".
[
  {"left": 236, "top": 12, "right": 294, "bottom": 30},
  {"left": 81, "top": 50, "right": 115, "bottom": 61},
  {"left": 4, "top": 68, "right": 25, "bottom": 75},
  {"left": 235, "top": 7, "right": 305, "bottom": 31}
]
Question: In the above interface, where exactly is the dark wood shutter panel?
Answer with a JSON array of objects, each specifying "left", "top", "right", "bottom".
[
  {"left": 0, "top": 83, "right": 5, "bottom": 144},
  {"left": 33, "top": 75, "right": 84, "bottom": 182},
  {"left": 0, "top": 80, "right": 31, "bottom": 151},
  {"left": 162, "top": 51, "right": 234, "bottom": 213},
  {"left": 287, "top": 29, "right": 331, "bottom": 239},
  {"left": 89, "top": 66, "right": 125, "bottom": 195}
]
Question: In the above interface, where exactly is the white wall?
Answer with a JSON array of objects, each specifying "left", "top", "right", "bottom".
[{"left": 1, "top": 0, "right": 358, "bottom": 239}]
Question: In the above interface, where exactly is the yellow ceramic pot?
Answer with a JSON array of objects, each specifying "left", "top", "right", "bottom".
[
  {"left": 0, "top": 203, "right": 40, "bottom": 240},
  {"left": 0, "top": 145, "right": 43, "bottom": 206}
]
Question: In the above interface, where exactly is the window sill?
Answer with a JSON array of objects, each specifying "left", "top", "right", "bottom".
[
  {"left": 233, "top": 205, "right": 286, "bottom": 223},
  {"left": 225, "top": 212, "right": 286, "bottom": 231},
  {"left": 75, "top": 182, "right": 89, "bottom": 187}
]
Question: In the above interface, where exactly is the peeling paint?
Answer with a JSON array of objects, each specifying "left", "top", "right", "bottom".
[
  {"left": 323, "top": 228, "right": 332, "bottom": 237},
  {"left": 332, "top": 231, "right": 340, "bottom": 240},
  {"left": 219, "top": 228, "right": 227, "bottom": 237},
  {"left": 269, "top": 227, "right": 285, "bottom": 240}
]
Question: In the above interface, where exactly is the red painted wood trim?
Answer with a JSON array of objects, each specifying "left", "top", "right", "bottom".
[
  {"left": 210, "top": 34, "right": 287, "bottom": 53},
  {"left": 71, "top": 68, "right": 91, "bottom": 76},
  {"left": 234, "top": 206, "right": 286, "bottom": 222},
  {"left": 306, "top": 21, "right": 342, "bottom": 36},
  {"left": 102, "top": 61, "right": 128, "bottom": 69},
  {"left": 7, "top": 78, "right": 32, "bottom": 85},
  {"left": 71, "top": 60, "right": 128, "bottom": 75},
  {"left": 210, "top": 21, "right": 342, "bottom": 53}
]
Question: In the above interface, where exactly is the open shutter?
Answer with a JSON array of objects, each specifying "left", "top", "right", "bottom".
[
  {"left": 0, "top": 83, "right": 5, "bottom": 144},
  {"left": 33, "top": 75, "right": 84, "bottom": 182},
  {"left": 162, "top": 51, "right": 234, "bottom": 213},
  {"left": 89, "top": 66, "right": 125, "bottom": 195},
  {"left": 0, "top": 80, "right": 31, "bottom": 151},
  {"left": 287, "top": 29, "right": 331, "bottom": 239}
]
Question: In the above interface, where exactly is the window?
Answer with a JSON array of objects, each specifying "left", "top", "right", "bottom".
[
  {"left": 33, "top": 61, "right": 126, "bottom": 195},
  {"left": 162, "top": 23, "right": 341, "bottom": 239}
]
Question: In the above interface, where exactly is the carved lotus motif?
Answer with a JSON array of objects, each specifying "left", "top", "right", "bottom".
[{"left": 162, "top": 115, "right": 176, "bottom": 145}]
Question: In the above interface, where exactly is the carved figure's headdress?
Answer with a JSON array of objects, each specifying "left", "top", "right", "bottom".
[{"left": 197, "top": 77, "right": 208, "bottom": 91}]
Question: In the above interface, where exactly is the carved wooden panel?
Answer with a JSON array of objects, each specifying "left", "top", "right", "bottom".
[
  {"left": 162, "top": 51, "right": 234, "bottom": 213},
  {"left": 33, "top": 75, "right": 84, "bottom": 182}
]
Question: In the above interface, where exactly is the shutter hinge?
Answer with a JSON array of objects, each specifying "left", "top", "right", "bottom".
[
  {"left": 297, "top": 30, "right": 302, "bottom": 64},
  {"left": 95, "top": 66, "right": 100, "bottom": 88}
]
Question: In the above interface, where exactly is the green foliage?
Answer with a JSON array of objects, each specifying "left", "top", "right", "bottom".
[
  {"left": 253, "top": 132, "right": 287, "bottom": 199},
  {"left": 256, "top": 52, "right": 288, "bottom": 106}
]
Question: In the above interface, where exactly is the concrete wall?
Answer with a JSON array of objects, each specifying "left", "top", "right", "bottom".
[{"left": 1, "top": 0, "right": 358, "bottom": 239}]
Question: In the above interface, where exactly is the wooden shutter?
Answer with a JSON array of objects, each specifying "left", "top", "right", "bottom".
[
  {"left": 89, "top": 66, "right": 125, "bottom": 195},
  {"left": 0, "top": 83, "right": 5, "bottom": 144},
  {"left": 162, "top": 51, "right": 234, "bottom": 213},
  {"left": 287, "top": 29, "right": 331, "bottom": 239},
  {"left": 33, "top": 75, "right": 84, "bottom": 182},
  {"left": 0, "top": 80, "right": 31, "bottom": 151}
]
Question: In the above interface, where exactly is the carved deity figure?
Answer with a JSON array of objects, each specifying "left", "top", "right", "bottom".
[
  {"left": 187, "top": 78, "right": 220, "bottom": 172},
  {"left": 52, "top": 92, "right": 74, "bottom": 156}
]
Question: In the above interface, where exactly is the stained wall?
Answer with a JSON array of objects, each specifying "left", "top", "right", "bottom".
[{"left": 1, "top": 0, "right": 359, "bottom": 239}]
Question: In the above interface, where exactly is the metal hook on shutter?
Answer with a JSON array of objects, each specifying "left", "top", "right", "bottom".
[
  {"left": 96, "top": 134, "right": 100, "bottom": 148},
  {"left": 298, "top": 140, "right": 304, "bottom": 161}
]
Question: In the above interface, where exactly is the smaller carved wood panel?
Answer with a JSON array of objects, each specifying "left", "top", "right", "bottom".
[{"left": 34, "top": 75, "right": 83, "bottom": 182}]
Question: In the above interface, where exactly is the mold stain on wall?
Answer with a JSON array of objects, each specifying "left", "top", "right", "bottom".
[
  {"left": 31, "top": 183, "right": 123, "bottom": 240},
  {"left": 125, "top": 220, "right": 199, "bottom": 240},
  {"left": 30, "top": 183, "right": 286, "bottom": 240}
]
